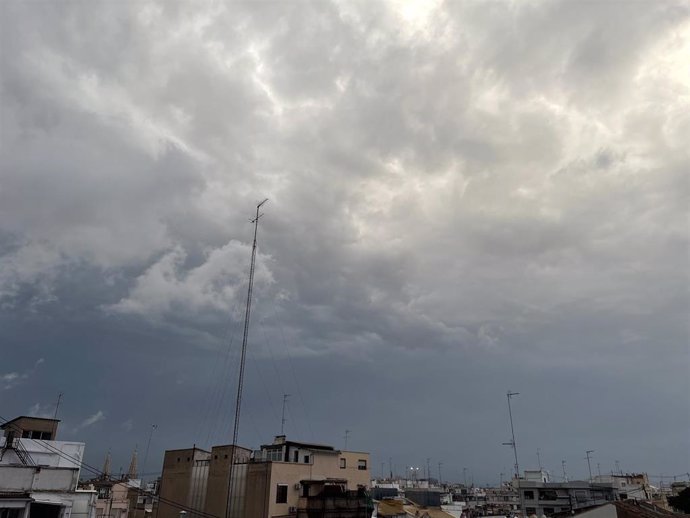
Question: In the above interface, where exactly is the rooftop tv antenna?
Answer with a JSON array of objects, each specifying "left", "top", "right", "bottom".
[
  {"left": 226, "top": 199, "right": 268, "bottom": 518},
  {"left": 54, "top": 393, "right": 63, "bottom": 419},
  {"left": 280, "top": 394, "right": 290, "bottom": 435}
]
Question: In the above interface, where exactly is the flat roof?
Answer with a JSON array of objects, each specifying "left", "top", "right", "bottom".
[
  {"left": 261, "top": 439, "right": 336, "bottom": 452},
  {"left": 164, "top": 447, "right": 211, "bottom": 454},
  {"left": 1, "top": 416, "right": 60, "bottom": 429}
]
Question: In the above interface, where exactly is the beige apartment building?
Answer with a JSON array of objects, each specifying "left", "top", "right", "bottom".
[
  {"left": 158, "top": 436, "right": 370, "bottom": 518},
  {"left": 229, "top": 435, "right": 370, "bottom": 518}
]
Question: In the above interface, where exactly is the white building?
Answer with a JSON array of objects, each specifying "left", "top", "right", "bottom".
[{"left": 0, "top": 416, "right": 97, "bottom": 518}]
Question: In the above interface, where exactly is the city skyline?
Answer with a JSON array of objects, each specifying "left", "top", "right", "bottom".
[{"left": 1, "top": 0, "right": 688, "bottom": 488}]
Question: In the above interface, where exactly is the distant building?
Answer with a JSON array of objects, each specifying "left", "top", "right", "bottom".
[
  {"left": 0, "top": 416, "right": 97, "bottom": 518},
  {"left": 569, "top": 499, "right": 680, "bottom": 518},
  {"left": 79, "top": 450, "right": 143, "bottom": 518},
  {"left": 593, "top": 474, "right": 651, "bottom": 501},
  {"left": 517, "top": 478, "right": 617, "bottom": 517}
]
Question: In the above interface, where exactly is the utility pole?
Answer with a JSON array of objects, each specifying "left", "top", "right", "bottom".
[
  {"left": 226, "top": 199, "right": 267, "bottom": 518},
  {"left": 562, "top": 460, "right": 568, "bottom": 482},
  {"left": 344, "top": 430, "right": 351, "bottom": 450},
  {"left": 53, "top": 393, "right": 63, "bottom": 419},
  {"left": 585, "top": 450, "right": 595, "bottom": 482},
  {"left": 537, "top": 448, "right": 542, "bottom": 471},
  {"left": 280, "top": 394, "right": 290, "bottom": 435}
]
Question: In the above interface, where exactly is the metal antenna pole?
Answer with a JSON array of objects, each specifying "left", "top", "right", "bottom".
[
  {"left": 54, "top": 393, "right": 63, "bottom": 419},
  {"left": 537, "top": 449, "right": 542, "bottom": 471},
  {"left": 585, "top": 451, "right": 595, "bottom": 482},
  {"left": 344, "top": 430, "right": 351, "bottom": 450},
  {"left": 426, "top": 458, "right": 431, "bottom": 481},
  {"left": 280, "top": 394, "right": 290, "bottom": 435},
  {"left": 226, "top": 199, "right": 268, "bottom": 518},
  {"left": 505, "top": 391, "right": 523, "bottom": 517},
  {"left": 506, "top": 392, "right": 521, "bottom": 480},
  {"left": 142, "top": 424, "right": 157, "bottom": 482},
  {"left": 438, "top": 462, "right": 443, "bottom": 485},
  {"left": 562, "top": 460, "right": 567, "bottom": 482}
]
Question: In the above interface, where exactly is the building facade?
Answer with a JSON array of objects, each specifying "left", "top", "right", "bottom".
[
  {"left": 517, "top": 479, "right": 617, "bottom": 517},
  {"left": 0, "top": 416, "right": 97, "bottom": 518},
  {"left": 158, "top": 435, "right": 370, "bottom": 518}
]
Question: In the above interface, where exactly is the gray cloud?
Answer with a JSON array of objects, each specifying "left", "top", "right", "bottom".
[{"left": 1, "top": 0, "right": 688, "bottom": 483}]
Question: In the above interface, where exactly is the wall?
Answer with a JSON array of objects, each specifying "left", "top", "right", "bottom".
[
  {"left": 0, "top": 438, "right": 84, "bottom": 470},
  {"left": 0, "top": 466, "right": 78, "bottom": 492},
  {"left": 157, "top": 448, "right": 210, "bottom": 518},
  {"left": 203, "top": 445, "right": 251, "bottom": 518},
  {"left": 338, "top": 452, "right": 371, "bottom": 490}
]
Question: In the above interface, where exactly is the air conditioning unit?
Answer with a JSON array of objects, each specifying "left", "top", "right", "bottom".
[{"left": 294, "top": 483, "right": 301, "bottom": 490}]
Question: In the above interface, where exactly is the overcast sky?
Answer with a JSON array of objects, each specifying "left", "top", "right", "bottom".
[{"left": 1, "top": 0, "right": 688, "bottom": 486}]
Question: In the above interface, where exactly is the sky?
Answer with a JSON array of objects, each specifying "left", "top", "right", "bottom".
[{"left": 1, "top": 0, "right": 689, "bottom": 486}]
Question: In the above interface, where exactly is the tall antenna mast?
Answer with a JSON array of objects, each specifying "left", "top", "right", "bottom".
[
  {"left": 280, "top": 394, "right": 290, "bottom": 435},
  {"left": 344, "top": 429, "right": 351, "bottom": 450},
  {"left": 226, "top": 198, "right": 268, "bottom": 518}
]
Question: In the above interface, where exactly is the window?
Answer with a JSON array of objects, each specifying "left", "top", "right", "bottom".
[
  {"left": 539, "top": 490, "right": 558, "bottom": 501},
  {"left": 214, "top": 455, "right": 218, "bottom": 460},
  {"left": 186, "top": 457, "right": 190, "bottom": 462},
  {"left": 525, "top": 508, "right": 536, "bottom": 516},
  {"left": 177, "top": 457, "right": 180, "bottom": 462},
  {"left": 276, "top": 484, "right": 288, "bottom": 504},
  {"left": 224, "top": 454, "right": 228, "bottom": 459},
  {"left": 357, "top": 459, "right": 367, "bottom": 470},
  {"left": 266, "top": 449, "right": 283, "bottom": 462},
  {"left": 293, "top": 451, "right": 299, "bottom": 463},
  {"left": 303, "top": 455, "right": 310, "bottom": 464},
  {"left": 523, "top": 491, "right": 535, "bottom": 500},
  {"left": 340, "top": 458, "right": 347, "bottom": 469}
]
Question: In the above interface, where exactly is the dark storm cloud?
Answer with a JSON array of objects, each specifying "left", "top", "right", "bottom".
[{"left": 1, "top": 0, "right": 688, "bottom": 483}]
